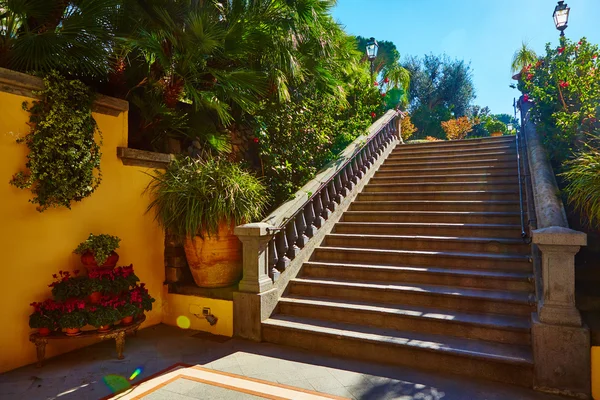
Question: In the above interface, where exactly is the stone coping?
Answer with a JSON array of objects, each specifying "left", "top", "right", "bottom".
[
  {"left": 261, "top": 109, "right": 399, "bottom": 228},
  {"left": 117, "top": 147, "right": 173, "bottom": 169},
  {"left": 0, "top": 67, "right": 128, "bottom": 116}
]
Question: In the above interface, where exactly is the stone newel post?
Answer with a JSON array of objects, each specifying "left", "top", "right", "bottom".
[
  {"left": 235, "top": 223, "right": 274, "bottom": 294},
  {"left": 533, "top": 226, "right": 586, "bottom": 326},
  {"left": 233, "top": 223, "right": 278, "bottom": 341},
  {"left": 530, "top": 227, "right": 590, "bottom": 397}
]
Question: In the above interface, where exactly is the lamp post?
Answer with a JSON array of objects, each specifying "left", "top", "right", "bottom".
[
  {"left": 553, "top": 1, "right": 570, "bottom": 37},
  {"left": 365, "top": 37, "right": 379, "bottom": 80}
]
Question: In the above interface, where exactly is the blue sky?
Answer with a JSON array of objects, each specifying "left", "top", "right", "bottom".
[{"left": 332, "top": 0, "right": 600, "bottom": 115}]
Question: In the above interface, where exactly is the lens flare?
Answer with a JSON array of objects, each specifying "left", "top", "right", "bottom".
[
  {"left": 102, "top": 374, "right": 131, "bottom": 393},
  {"left": 129, "top": 367, "right": 143, "bottom": 381},
  {"left": 176, "top": 315, "right": 191, "bottom": 329}
]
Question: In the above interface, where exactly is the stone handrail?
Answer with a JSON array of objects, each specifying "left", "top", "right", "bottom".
[
  {"left": 234, "top": 110, "right": 400, "bottom": 294},
  {"left": 519, "top": 97, "right": 590, "bottom": 397}
]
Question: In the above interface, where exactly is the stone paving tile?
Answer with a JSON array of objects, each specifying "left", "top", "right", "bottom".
[{"left": 0, "top": 324, "right": 571, "bottom": 400}]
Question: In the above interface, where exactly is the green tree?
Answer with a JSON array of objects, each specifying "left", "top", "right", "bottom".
[{"left": 403, "top": 54, "right": 476, "bottom": 139}]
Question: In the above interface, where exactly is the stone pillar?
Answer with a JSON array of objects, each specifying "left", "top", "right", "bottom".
[
  {"left": 233, "top": 223, "right": 279, "bottom": 341},
  {"left": 532, "top": 226, "right": 591, "bottom": 398},
  {"left": 164, "top": 231, "right": 188, "bottom": 284}
]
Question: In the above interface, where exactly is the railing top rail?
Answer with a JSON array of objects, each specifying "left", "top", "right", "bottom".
[{"left": 261, "top": 109, "right": 399, "bottom": 228}]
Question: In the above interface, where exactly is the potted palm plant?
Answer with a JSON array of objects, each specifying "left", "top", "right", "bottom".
[
  {"left": 74, "top": 234, "right": 121, "bottom": 270},
  {"left": 146, "top": 157, "right": 268, "bottom": 288}
]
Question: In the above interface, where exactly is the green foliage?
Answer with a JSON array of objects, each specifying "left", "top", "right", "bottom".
[
  {"left": 118, "top": 302, "right": 141, "bottom": 319},
  {"left": 561, "top": 144, "right": 600, "bottom": 227},
  {"left": 9, "top": 71, "right": 101, "bottom": 211},
  {"left": 511, "top": 42, "right": 538, "bottom": 73},
  {"left": 29, "top": 313, "right": 55, "bottom": 330},
  {"left": 146, "top": 156, "right": 268, "bottom": 238},
  {"left": 254, "top": 68, "right": 383, "bottom": 207},
  {"left": 74, "top": 234, "right": 121, "bottom": 265},
  {"left": 51, "top": 276, "right": 87, "bottom": 302},
  {"left": 404, "top": 55, "right": 476, "bottom": 139},
  {"left": 485, "top": 119, "right": 507, "bottom": 134},
  {"left": 518, "top": 37, "right": 600, "bottom": 164},
  {"left": 87, "top": 306, "right": 119, "bottom": 328}
]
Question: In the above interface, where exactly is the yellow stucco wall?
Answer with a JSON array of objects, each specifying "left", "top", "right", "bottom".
[
  {"left": 162, "top": 291, "right": 233, "bottom": 337},
  {"left": 593, "top": 347, "right": 600, "bottom": 399},
  {"left": 0, "top": 90, "right": 165, "bottom": 373}
]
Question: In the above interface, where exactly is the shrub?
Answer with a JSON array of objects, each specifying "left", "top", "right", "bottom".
[
  {"left": 485, "top": 119, "right": 507, "bottom": 135},
  {"left": 49, "top": 271, "right": 86, "bottom": 301},
  {"left": 9, "top": 71, "right": 101, "bottom": 211},
  {"left": 87, "top": 305, "right": 119, "bottom": 328},
  {"left": 58, "top": 299, "right": 87, "bottom": 329},
  {"left": 561, "top": 144, "right": 600, "bottom": 226},
  {"left": 74, "top": 234, "right": 121, "bottom": 265},
  {"left": 29, "top": 300, "right": 61, "bottom": 330},
  {"left": 400, "top": 115, "right": 417, "bottom": 141},
  {"left": 146, "top": 157, "right": 268, "bottom": 238},
  {"left": 441, "top": 117, "right": 473, "bottom": 140}
]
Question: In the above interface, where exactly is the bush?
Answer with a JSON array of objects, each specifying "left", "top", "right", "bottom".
[
  {"left": 441, "top": 117, "right": 473, "bottom": 140},
  {"left": 561, "top": 144, "right": 600, "bottom": 226},
  {"left": 400, "top": 116, "right": 417, "bottom": 141},
  {"left": 146, "top": 157, "right": 268, "bottom": 238},
  {"left": 9, "top": 72, "right": 101, "bottom": 211},
  {"left": 485, "top": 119, "right": 507, "bottom": 135}
]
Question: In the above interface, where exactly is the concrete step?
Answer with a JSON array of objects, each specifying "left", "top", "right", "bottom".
[
  {"left": 262, "top": 316, "right": 533, "bottom": 386},
  {"left": 370, "top": 173, "right": 518, "bottom": 184},
  {"left": 277, "top": 297, "right": 532, "bottom": 345},
  {"left": 342, "top": 210, "right": 521, "bottom": 224},
  {"left": 333, "top": 222, "right": 524, "bottom": 238},
  {"left": 289, "top": 278, "right": 534, "bottom": 316},
  {"left": 391, "top": 144, "right": 516, "bottom": 157},
  {"left": 375, "top": 165, "right": 518, "bottom": 177},
  {"left": 350, "top": 200, "right": 522, "bottom": 212},
  {"left": 312, "top": 247, "right": 531, "bottom": 272},
  {"left": 400, "top": 136, "right": 515, "bottom": 150},
  {"left": 387, "top": 151, "right": 517, "bottom": 163},
  {"left": 357, "top": 190, "right": 520, "bottom": 201},
  {"left": 379, "top": 158, "right": 517, "bottom": 170},
  {"left": 301, "top": 261, "right": 533, "bottom": 291},
  {"left": 363, "top": 181, "right": 520, "bottom": 192},
  {"left": 323, "top": 233, "right": 530, "bottom": 254}
]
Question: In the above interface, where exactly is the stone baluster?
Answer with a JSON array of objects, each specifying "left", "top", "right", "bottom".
[
  {"left": 353, "top": 158, "right": 364, "bottom": 181},
  {"left": 275, "top": 230, "right": 290, "bottom": 271},
  {"left": 342, "top": 165, "right": 353, "bottom": 193},
  {"left": 295, "top": 211, "right": 309, "bottom": 248},
  {"left": 285, "top": 220, "right": 300, "bottom": 259},
  {"left": 267, "top": 238, "right": 277, "bottom": 276},
  {"left": 320, "top": 187, "right": 332, "bottom": 219},
  {"left": 334, "top": 174, "right": 344, "bottom": 202},
  {"left": 327, "top": 181, "right": 337, "bottom": 211},
  {"left": 366, "top": 142, "right": 375, "bottom": 165},
  {"left": 304, "top": 200, "right": 318, "bottom": 237},
  {"left": 313, "top": 195, "right": 326, "bottom": 227}
]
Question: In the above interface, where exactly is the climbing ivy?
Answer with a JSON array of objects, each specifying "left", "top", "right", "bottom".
[{"left": 10, "top": 71, "right": 102, "bottom": 211}]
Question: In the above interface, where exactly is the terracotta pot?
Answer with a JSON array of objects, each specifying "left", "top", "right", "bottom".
[
  {"left": 183, "top": 222, "right": 242, "bottom": 288},
  {"left": 491, "top": 132, "right": 503, "bottom": 137},
  {"left": 81, "top": 251, "right": 119, "bottom": 271},
  {"left": 89, "top": 291, "right": 102, "bottom": 304},
  {"left": 38, "top": 327, "right": 51, "bottom": 336},
  {"left": 121, "top": 315, "right": 134, "bottom": 325},
  {"left": 97, "top": 325, "right": 111, "bottom": 333},
  {"left": 65, "top": 328, "right": 80, "bottom": 336}
]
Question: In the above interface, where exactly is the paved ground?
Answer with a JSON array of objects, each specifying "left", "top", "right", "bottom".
[{"left": 0, "top": 324, "right": 568, "bottom": 400}]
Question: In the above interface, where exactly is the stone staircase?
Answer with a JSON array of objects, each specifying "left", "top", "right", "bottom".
[{"left": 262, "top": 135, "right": 536, "bottom": 386}]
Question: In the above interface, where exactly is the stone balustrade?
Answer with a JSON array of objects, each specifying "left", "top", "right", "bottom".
[
  {"left": 233, "top": 110, "right": 401, "bottom": 340},
  {"left": 520, "top": 97, "right": 590, "bottom": 398}
]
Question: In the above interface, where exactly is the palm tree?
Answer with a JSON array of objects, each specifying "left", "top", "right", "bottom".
[
  {"left": 511, "top": 42, "right": 538, "bottom": 73},
  {"left": 0, "top": 0, "right": 118, "bottom": 77}
]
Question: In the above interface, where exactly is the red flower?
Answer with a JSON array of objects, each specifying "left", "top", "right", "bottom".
[
  {"left": 578, "top": 41, "right": 583, "bottom": 45},
  {"left": 559, "top": 81, "right": 569, "bottom": 88},
  {"left": 373, "top": 81, "right": 378, "bottom": 86},
  {"left": 527, "top": 73, "right": 534, "bottom": 81},
  {"left": 535, "top": 60, "right": 542, "bottom": 68},
  {"left": 370, "top": 112, "right": 376, "bottom": 118},
  {"left": 593, "top": 55, "right": 598, "bottom": 59},
  {"left": 52, "top": 274, "right": 57, "bottom": 279},
  {"left": 73, "top": 270, "right": 79, "bottom": 276},
  {"left": 558, "top": 47, "right": 565, "bottom": 54},
  {"left": 523, "top": 64, "right": 532, "bottom": 72},
  {"left": 384, "top": 77, "right": 389, "bottom": 84},
  {"left": 252, "top": 137, "right": 259, "bottom": 144},
  {"left": 523, "top": 94, "right": 529, "bottom": 102},
  {"left": 381, "top": 92, "right": 386, "bottom": 97}
]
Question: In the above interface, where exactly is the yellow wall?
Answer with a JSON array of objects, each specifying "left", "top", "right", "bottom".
[
  {"left": 162, "top": 291, "right": 233, "bottom": 337},
  {"left": 0, "top": 90, "right": 165, "bottom": 373},
  {"left": 593, "top": 347, "right": 600, "bottom": 399}
]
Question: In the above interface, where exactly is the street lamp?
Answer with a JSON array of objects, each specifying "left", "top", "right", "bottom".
[
  {"left": 365, "top": 37, "right": 379, "bottom": 78},
  {"left": 553, "top": 1, "right": 570, "bottom": 37}
]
